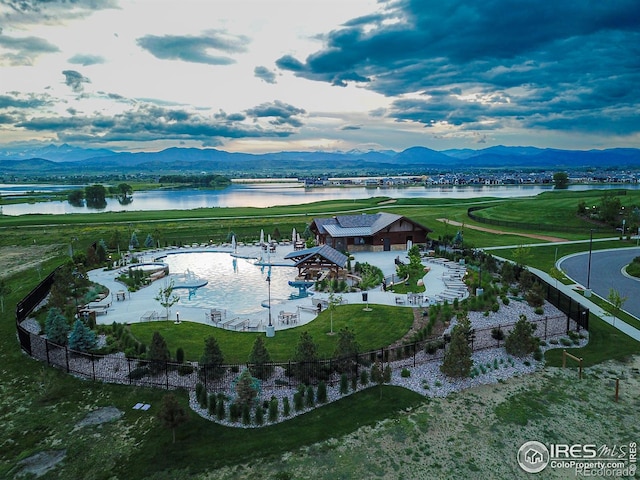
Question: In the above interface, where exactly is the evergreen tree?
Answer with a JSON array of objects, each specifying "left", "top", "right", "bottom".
[
  {"left": 235, "top": 369, "right": 258, "bottom": 407},
  {"left": 68, "top": 319, "right": 97, "bottom": 352},
  {"left": 332, "top": 327, "right": 359, "bottom": 373},
  {"left": 45, "top": 307, "right": 70, "bottom": 346},
  {"left": 248, "top": 336, "right": 273, "bottom": 380},
  {"left": 316, "top": 381, "right": 327, "bottom": 403},
  {"left": 293, "top": 331, "right": 319, "bottom": 384},
  {"left": 440, "top": 310, "right": 473, "bottom": 378},
  {"left": 505, "top": 314, "right": 539, "bottom": 357},
  {"left": 156, "top": 393, "right": 188, "bottom": 444},
  {"left": 200, "top": 336, "right": 225, "bottom": 381},
  {"left": 129, "top": 231, "right": 139, "bottom": 249},
  {"left": 148, "top": 331, "right": 170, "bottom": 373},
  {"left": 144, "top": 234, "right": 154, "bottom": 248}
]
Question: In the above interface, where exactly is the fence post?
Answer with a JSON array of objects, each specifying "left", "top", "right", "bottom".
[
  {"left": 65, "top": 346, "right": 70, "bottom": 373},
  {"left": 91, "top": 353, "right": 96, "bottom": 381},
  {"left": 165, "top": 361, "right": 169, "bottom": 390},
  {"left": 45, "top": 339, "right": 50, "bottom": 365},
  {"left": 127, "top": 357, "right": 132, "bottom": 384},
  {"left": 544, "top": 316, "right": 548, "bottom": 340},
  {"left": 413, "top": 342, "right": 416, "bottom": 368}
]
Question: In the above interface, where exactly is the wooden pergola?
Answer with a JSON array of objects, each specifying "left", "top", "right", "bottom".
[{"left": 284, "top": 244, "right": 348, "bottom": 280}]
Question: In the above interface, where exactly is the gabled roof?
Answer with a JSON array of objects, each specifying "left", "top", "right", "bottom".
[
  {"left": 284, "top": 244, "right": 348, "bottom": 268},
  {"left": 313, "top": 213, "right": 430, "bottom": 238}
]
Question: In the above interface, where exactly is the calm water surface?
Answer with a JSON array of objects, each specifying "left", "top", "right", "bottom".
[{"left": 1, "top": 183, "right": 638, "bottom": 216}]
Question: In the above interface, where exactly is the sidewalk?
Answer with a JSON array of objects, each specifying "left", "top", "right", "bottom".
[{"left": 526, "top": 266, "right": 640, "bottom": 342}]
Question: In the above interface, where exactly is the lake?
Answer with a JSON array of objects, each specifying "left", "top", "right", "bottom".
[{"left": 0, "top": 182, "right": 638, "bottom": 216}]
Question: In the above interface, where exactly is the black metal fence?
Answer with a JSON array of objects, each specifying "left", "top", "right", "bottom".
[
  {"left": 16, "top": 310, "right": 583, "bottom": 393},
  {"left": 15, "top": 263, "right": 589, "bottom": 394}
]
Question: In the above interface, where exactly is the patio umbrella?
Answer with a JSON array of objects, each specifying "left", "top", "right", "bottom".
[
  {"left": 260, "top": 229, "right": 264, "bottom": 245},
  {"left": 231, "top": 234, "right": 237, "bottom": 252},
  {"left": 268, "top": 234, "right": 272, "bottom": 244},
  {"left": 292, "top": 228, "right": 297, "bottom": 243}
]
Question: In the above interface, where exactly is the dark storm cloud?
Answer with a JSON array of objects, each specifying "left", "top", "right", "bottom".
[
  {"left": 277, "top": 0, "right": 640, "bottom": 135},
  {"left": 68, "top": 53, "right": 105, "bottom": 66},
  {"left": 254, "top": 66, "right": 276, "bottom": 84},
  {"left": 136, "top": 30, "right": 249, "bottom": 65},
  {"left": 16, "top": 100, "right": 305, "bottom": 144},
  {"left": 62, "top": 70, "right": 91, "bottom": 92},
  {"left": 0, "top": 93, "right": 50, "bottom": 109},
  {"left": 245, "top": 100, "right": 306, "bottom": 127},
  {"left": 0, "top": 34, "right": 59, "bottom": 65}
]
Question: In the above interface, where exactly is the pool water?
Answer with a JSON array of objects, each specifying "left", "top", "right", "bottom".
[{"left": 162, "top": 252, "right": 301, "bottom": 315}]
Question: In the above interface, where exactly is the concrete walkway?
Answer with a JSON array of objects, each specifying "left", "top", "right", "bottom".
[{"left": 86, "top": 246, "right": 468, "bottom": 332}]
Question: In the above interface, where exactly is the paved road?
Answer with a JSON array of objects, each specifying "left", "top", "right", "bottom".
[{"left": 559, "top": 247, "right": 640, "bottom": 318}]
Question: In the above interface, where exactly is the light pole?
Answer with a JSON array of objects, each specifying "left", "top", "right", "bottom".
[
  {"left": 266, "top": 271, "right": 275, "bottom": 337},
  {"left": 585, "top": 229, "right": 593, "bottom": 298}
]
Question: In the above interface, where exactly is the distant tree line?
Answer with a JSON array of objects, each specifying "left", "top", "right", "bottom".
[
  {"left": 158, "top": 174, "right": 231, "bottom": 188},
  {"left": 67, "top": 183, "right": 133, "bottom": 208}
]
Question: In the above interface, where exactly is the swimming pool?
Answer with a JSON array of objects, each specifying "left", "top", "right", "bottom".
[{"left": 161, "top": 251, "right": 301, "bottom": 315}]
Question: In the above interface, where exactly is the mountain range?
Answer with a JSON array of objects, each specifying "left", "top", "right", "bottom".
[{"left": 1, "top": 144, "right": 639, "bottom": 177}]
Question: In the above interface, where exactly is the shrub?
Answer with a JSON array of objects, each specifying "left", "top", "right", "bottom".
[
  {"left": 339, "top": 373, "right": 349, "bottom": 395},
  {"left": 305, "top": 385, "right": 315, "bottom": 408},
  {"left": 560, "top": 337, "right": 572, "bottom": 346},
  {"left": 229, "top": 403, "right": 241, "bottom": 423},
  {"left": 533, "top": 348, "right": 543, "bottom": 361},
  {"left": 549, "top": 339, "right": 559, "bottom": 345},
  {"left": 401, "top": 368, "right": 411, "bottom": 378},
  {"left": 237, "top": 402, "right": 249, "bottom": 424},
  {"left": 360, "top": 369, "right": 369, "bottom": 386},
  {"left": 534, "top": 307, "right": 544, "bottom": 315},
  {"left": 195, "top": 383, "right": 204, "bottom": 400},
  {"left": 208, "top": 394, "right": 217, "bottom": 415},
  {"left": 491, "top": 302, "right": 499, "bottom": 313},
  {"left": 128, "top": 366, "right": 149, "bottom": 380},
  {"left": 254, "top": 405, "right": 264, "bottom": 425},
  {"left": 176, "top": 347, "right": 185, "bottom": 364},
  {"left": 268, "top": 397, "right": 279, "bottom": 422},
  {"left": 283, "top": 397, "right": 290, "bottom": 417},
  {"left": 317, "top": 381, "right": 327, "bottom": 404},
  {"left": 293, "top": 391, "right": 304, "bottom": 412},
  {"left": 505, "top": 315, "right": 539, "bottom": 357},
  {"left": 216, "top": 397, "right": 226, "bottom": 421},
  {"left": 178, "top": 364, "right": 194, "bottom": 376},
  {"left": 491, "top": 327, "right": 505, "bottom": 342}
]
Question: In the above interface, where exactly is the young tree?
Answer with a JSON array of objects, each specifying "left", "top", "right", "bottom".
[
  {"left": 327, "top": 290, "right": 343, "bottom": 334},
  {"left": 440, "top": 310, "right": 473, "bottom": 378},
  {"left": 156, "top": 393, "right": 188, "bottom": 444},
  {"left": 512, "top": 244, "right": 532, "bottom": 268},
  {"left": 148, "top": 331, "right": 170, "bottom": 373},
  {"left": 68, "top": 319, "right": 97, "bottom": 352},
  {"left": 370, "top": 362, "right": 393, "bottom": 398},
  {"left": 200, "top": 336, "right": 225, "bottom": 381},
  {"left": 505, "top": 314, "right": 539, "bottom": 357},
  {"left": 607, "top": 288, "right": 628, "bottom": 326},
  {"left": 248, "top": 336, "right": 273, "bottom": 380},
  {"left": 154, "top": 279, "right": 180, "bottom": 321},
  {"left": 45, "top": 307, "right": 70, "bottom": 346}
]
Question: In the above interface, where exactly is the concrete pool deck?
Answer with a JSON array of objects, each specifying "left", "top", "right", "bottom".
[{"left": 87, "top": 244, "right": 469, "bottom": 331}]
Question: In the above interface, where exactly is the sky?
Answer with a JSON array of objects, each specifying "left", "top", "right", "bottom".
[{"left": 1, "top": 0, "right": 639, "bottom": 154}]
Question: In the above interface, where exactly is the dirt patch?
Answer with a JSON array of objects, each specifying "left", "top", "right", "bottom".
[
  {"left": 0, "top": 245, "right": 64, "bottom": 279},
  {"left": 75, "top": 406, "right": 124, "bottom": 429},
  {"left": 15, "top": 450, "right": 66, "bottom": 478},
  {"left": 437, "top": 218, "right": 568, "bottom": 243}
]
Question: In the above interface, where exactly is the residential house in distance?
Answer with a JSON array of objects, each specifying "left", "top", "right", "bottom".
[{"left": 310, "top": 212, "right": 431, "bottom": 252}]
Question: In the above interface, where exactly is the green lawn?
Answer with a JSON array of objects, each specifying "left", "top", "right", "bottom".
[{"left": 130, "top": 304, "right": 414, "bottom": 363}]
